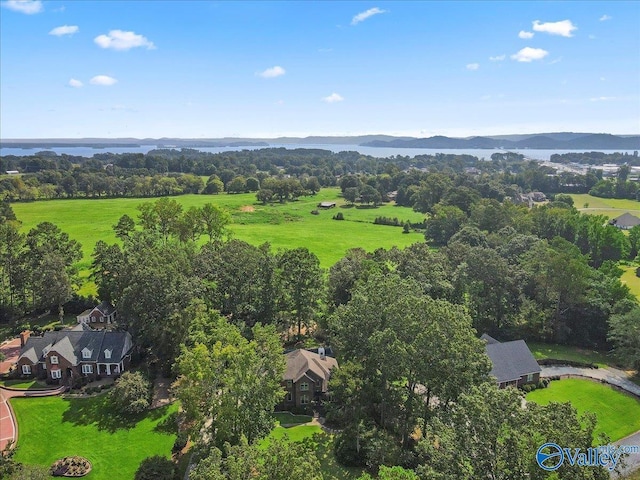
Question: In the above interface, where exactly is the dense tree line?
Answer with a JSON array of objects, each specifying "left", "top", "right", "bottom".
[{"left": 0, "top": 204, "right": 81, "bottom": 322}]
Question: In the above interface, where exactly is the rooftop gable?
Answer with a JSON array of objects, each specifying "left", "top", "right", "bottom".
[
  {"left": 284, "top": 349, "right": 338, "bottom": 385},
  {"left": 485, "top": 340, "right": 541, "bottom": 384}
]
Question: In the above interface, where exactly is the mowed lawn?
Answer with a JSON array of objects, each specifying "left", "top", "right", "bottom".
[
  {"left": 11, "top": 395, "right": 178, "bottom": 480},
  {"left": 528, "top": 342, "right": 613, "bottom": 368},
  {"left": 259, "top": 423, "right": 363, "bottom": 480},
  {"left": 621, "top": 266, "right": 640, "bottom": 299},
  {"left": 570, "top": 194, "right": 640, "bottom": 219},
  {"left": 12, "top": 188, "right": 426, "bottom": 272},
  {"left": 526, "top": 379, "right": 640, "bottom": 441}
]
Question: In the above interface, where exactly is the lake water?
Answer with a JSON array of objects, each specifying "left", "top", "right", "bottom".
[{"left": 0, "top": 144, "right": 635, "bottom": 161}]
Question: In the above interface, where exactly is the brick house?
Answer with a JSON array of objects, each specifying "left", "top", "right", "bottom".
[
  {"left": 482, "top": 334, "right": 541, "bottom": 388},
  {"left": 76, "top": 301, "right": 117, "bottom": 330},
  {"left": 281, "top": 348, "right": 338, "bottom": 408},
  {"left": 16, "top": 324, "right": 133, "bottom": 385}
]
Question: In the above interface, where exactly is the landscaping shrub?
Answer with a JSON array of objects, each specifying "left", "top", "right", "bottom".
[
  {"left": 109, "top": 371, "right": 151, "bottom": 415},
  {"left": 53, "top": 324, "right": 64, "bottom": 331},
  {"left": 537, "top": 358, "right": 598, "bottom": 369},
  {"left": 311, "top": 209, "right": 319, "bottom": 215},
  {"left": 373, "top": 216, "right": 402, "bottom": 227},
  {"left": 172, "top": 432, "right": 188, "bottom": 453},
  {"left": 333, "top": 212, "right": 345, "bottom": 220},
  {"left": 134, "top": 456, "right": 176, "bottom": 480}
]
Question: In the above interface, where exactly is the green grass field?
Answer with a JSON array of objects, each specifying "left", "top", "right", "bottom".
[
  {"left": 526, "top": 378, "right": 640, "bottom": 441},
  {"left": 0, "top": 379, "right": 51, "bottom": 389},
  {"left": 12, "top": 188, "right": 426, "bottom": 277},
  {"left": 528, "top": 342, "right": 613, "bottom": 368},
  {"left": 272, "top": 411, "right": 313, "bottom": 426},
  {"left": 570, "top": 194, "right": 640, "bottom": 219},
  {"left": 259, "top": 423, "right": 362, "bottom": 479},
  {"left": 11, "top": 395, "right": 178, "bottom": 480},
  {"left": 621, "top": 266, "right": 640, "bottom": 299}
]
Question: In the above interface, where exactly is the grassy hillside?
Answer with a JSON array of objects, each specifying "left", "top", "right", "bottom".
[
  {"left": 12, "top": 189, "right": 426, "bottom": 294},
  {"left": 570, "top": 194, "right": 640, "bottom": 219}
]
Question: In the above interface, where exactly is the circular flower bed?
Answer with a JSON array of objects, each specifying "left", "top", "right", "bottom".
[{"left": 50, "top": 456, "right": 92, "bottom": 477}]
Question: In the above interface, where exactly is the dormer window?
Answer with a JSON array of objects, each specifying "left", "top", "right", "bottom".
[
  {"left": 82, "top": 348, "right": 92, "bottom": 359},
  {"left": 104, "top": 349, "right": 112, "bottom": 360},
  {"left": 50, "top": 355, "right": 59, "bottom": 364}
]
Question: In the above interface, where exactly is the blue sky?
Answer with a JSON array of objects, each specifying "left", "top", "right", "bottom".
[{"left": 1, "top": 0, "right": 639, "bottom": 138}]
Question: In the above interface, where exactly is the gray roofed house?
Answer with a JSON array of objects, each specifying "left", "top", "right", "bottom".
[
  {"left": 76, "top": 300, "right": 117, "bottom": 330},
  {"left": 483, "top": 337, "right": 541, "bottom": 388},
  {"left": 609, "top": 212, "right": 640, "bottom": 230},
  {"left": 281, "top": 348, "right": 338, "bottom": 408},
  {"left": 16, "top": 328, "right": 133, "bottom": 385}
]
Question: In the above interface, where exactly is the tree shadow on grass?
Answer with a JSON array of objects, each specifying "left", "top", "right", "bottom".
[
  {"left": 309, "top": 432, "right": 363, "bottom": 480},
  {"left": 62, "top": 395, "right": 172, "bottom": 433},
  {"left": 154, "top": 410, "right": 179, "bottom": 434}
]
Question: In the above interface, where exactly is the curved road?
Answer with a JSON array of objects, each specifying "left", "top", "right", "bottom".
[{"left": 540, "top": 366, "right": 640, "bottom": 478}]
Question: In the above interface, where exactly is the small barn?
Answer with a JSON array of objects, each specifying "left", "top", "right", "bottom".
[{"left": 609, "top": 212, "right": 640, "bottom": 230}]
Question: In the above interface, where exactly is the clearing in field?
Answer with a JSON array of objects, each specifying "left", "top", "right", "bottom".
[
  {"left": 570, "top": 194, "right": 640, "bottom": 219},
  {"left": 11, "top": 188, "right": 426, "bottom": 272},
  {"left": 526, "top": 378, "right": 640, "bottom": 441}
]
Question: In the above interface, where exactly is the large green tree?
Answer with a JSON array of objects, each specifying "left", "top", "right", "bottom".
[{"left": 174, "top": 311, "right": 285, "bottom": 447}]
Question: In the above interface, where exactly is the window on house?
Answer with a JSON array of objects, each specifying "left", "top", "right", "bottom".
[
  {"left": 286, "top": 392, "right": 293, "bottom": 402},
  {"left": 82, "top": 349, "right": 91, "bottom": 359},
  {"left": 42, "top": 362, "right": 46, "bottom": 370},
  {"left": 104, "top": 349, "right": 112, "bottom": 359},
  {"left": 50, "top": 356, "right": 59, "bottom": 364},
  {"left": 91, "top": 316, "right": 96, "bottom": 322},
  {"left": 51, "top": 369, "right": 62, "bottom": 379},
  {"left": 286, "top": 380, "right": 292, "bottom": 389},
  {"left": 300, "top": 382, "right": 309, "bottom": 391},
  {"left": 301, "top": 395, "right": 309, "bottom": 405},
  {"left": 22, "top": 364, "right": 31, "bottom": 375},
  {"left": 82, "top": 364, "right": 93, "bottom": 375},
  {"left": 526, "top": 373, "right": 534, "bottom": 383}
]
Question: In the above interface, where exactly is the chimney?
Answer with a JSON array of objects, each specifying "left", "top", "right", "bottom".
[
  {"left": 20, "top": 330, "right": 31, "bottom": 348},
  {"left": 318, "top": 346, "right": 326, "bottom": 360}
]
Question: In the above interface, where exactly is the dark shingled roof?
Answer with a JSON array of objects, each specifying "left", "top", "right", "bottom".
[
  {"left": 95, "top": 301, "right": 116, "bottom": 316},
  {"left": 18, "top": 329, "right": 132, "bottom": 366},
  {"left": 485, "top": 340, "right": 541, "bottom": 384},
  {"left": 611, "top": 212, "right": 640, "bottom": 228},
  {"left": 284, "top": 349, "right": 338, "bottom": 392},
  {"left": 480, "top": 333, "right": 500, "bottom": 344}
]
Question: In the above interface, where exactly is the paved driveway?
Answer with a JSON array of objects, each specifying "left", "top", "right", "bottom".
[
  {"left": 0, "top": 338, "right": 21, "bottom": 375},
  {"left": 612, "top": 431, "right": 640, "bottom": 478},
  {"left": 540, "top": 365, "right": 640, "bottom": 398},
  {"left": 540, "top": 365, "right": 640, "bottom": 478}
]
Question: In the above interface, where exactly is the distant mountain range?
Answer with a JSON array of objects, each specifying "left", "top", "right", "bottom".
[
  {"left": 362, "top": 133, "right": 640, "bottom": 150},
  {"left": 1, "top": 133, "right": 638, "bottom": 150}
]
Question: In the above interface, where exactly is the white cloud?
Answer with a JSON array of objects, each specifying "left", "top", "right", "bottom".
[
  {"left": 2, "top": 0, "right": 42, "bottom": 14},
  {"left": 549, "top": 57, "right": 563, "bottom": 65},
  {"left": 351, "top": 7, "right": 386, "bottom": 25},
  {"left": 599, "top": 14, "right": 612, "bottom": 21},
  {"left": 94, "top": 30, "right": 155, "bottom": 51},
  {"left": 90, "top": 75, "right": 118, "bottom": 86},
  {"left": 590, "top": 96, "right": 616, "bottom": 102},
  {"left": 489, "top": 54, "right": 506, "bottom": 61},
  {"left": 466, "top": 63, "right": 479, "bottom": 71},
  {"left": 68, "top": 78, "right": 83, "bottom": 88},
  {"left": 258, "top": 66, "right": 286, "bottom": 78},
  {"left": 532, "top": 20, "right": 577, "bottom": 37},
  {"left": 322, "top": 93, "right": 344, "bottom": 103},
  {"left": 589, "top": 34, "right": 596, "bottom": 40},
  {"left": 518, "top": 30, "right": 534, "bottom": 39},
  {"left": 49, "top": 25, "right": 79, "bottom": 36},
  {"left": 511, "top": 47, "right": 549, "bottom": 62}
]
